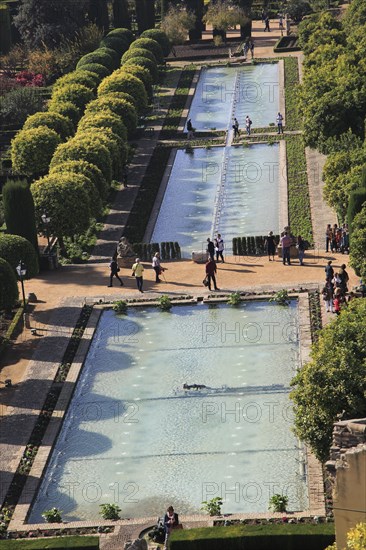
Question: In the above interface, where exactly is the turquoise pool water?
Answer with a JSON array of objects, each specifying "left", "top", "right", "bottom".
[
  {"left": 29, "top": 301, "right": 308, "bottom": 522},
  {"left": 150, "top": 144, "right": 280, "bottom": 254},
  {"left": 188, "top": 64, "right": 279, "bottom": 131}
]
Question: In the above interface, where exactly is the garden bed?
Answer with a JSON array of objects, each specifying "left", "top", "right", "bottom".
[{"left": 274, "top": 35, "right": 301, "bottom": 53}]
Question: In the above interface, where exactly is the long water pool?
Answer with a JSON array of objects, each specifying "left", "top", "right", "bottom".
[
  {"left": 29, "top": 302, "right": 308, "bottom": 522},
  {"left": 188, "top": 64, "right": 279, "bottom": 131},
  {"left": 150, "top": 144, "right": 280, "bottom": 253}
]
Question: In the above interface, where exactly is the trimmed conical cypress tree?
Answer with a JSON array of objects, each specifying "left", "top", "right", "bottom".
[
  {"left": 0, "top": 258, "right": 19, "bottom": 311},
  {"left": 112, "top": 0, "right": 131, "bottom": 28},
  {"left": 0, "top": 4, "right": 12, "bottom": 54},
  {"left": 3, "top": 179, "right": 39, "bottom": 255}
]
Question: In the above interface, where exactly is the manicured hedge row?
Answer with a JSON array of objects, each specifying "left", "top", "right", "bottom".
[
  {"left": 170, "top": 524, "right": 335, "bottom": 550},
  {"left": 232, "top": 235, "right": 280, "bottom": 255},
  {"left": 283, "top": 57, "right": 301, "bottom": 131}
]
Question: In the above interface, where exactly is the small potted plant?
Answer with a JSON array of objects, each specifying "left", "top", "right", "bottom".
[
  {"left": 99, "top": 503, "right": 121, "bottom": 520},
  {"left": 269, "top": 494, "right": 288, "bottom": 513},
  {"left": 42, "top": 507, "right": 62, "bottom": 523},
  {"left": 201, "top": 496, "right": 223, "bottom": 516}
]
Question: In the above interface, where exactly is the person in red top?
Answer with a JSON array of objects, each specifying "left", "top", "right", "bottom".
[{"left": 205, "top": 258, "right": 219, "bottom": 291}]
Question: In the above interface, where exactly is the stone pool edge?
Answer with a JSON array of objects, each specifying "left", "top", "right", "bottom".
[{"left": 9, "top": 293, "right": 325, "bottom": 532}]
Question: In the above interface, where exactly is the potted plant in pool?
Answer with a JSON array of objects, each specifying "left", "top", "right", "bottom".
[
  {"left": 269, "top": 289, "right": 290, "bottom": 306},
  {"left": 158, "top": 295, "right": 172, "bottom": 311},
  {"left": 201, "top": 496, "right": 223, "bottom": 516},
  {"left": 227, "top": 292, "right": 241, "bottom": 306},
  {"left": 269, "top": 494, "right": 288, "bottom": 513},
  {"left": 99, "top": 503, "right": 121, "bottom": 520},
  {"left": 113, "top": 300, "right": 128, "bottom": 314},
  {"left": 42, "top": 507, "right": 62, "bottom": 523}
]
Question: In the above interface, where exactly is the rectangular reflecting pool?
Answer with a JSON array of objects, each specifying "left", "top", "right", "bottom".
[
  {"left": 150, "top": 144, "right": 281, "bottom": 253},
  {"left": 188, "top": 64, "right": 279, "bottom": 131},
  {"left": 29, "top": 301, "right": 308, "bottom": 522}
]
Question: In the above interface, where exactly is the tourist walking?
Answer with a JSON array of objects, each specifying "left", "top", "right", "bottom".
[
  {"left": 249, "top": 39, "right": 255, "bottom": 59},
  {"left": 205, "top": 257, "right": 219, "bottom": 291},
  {"left": 322, "top": 282, "right": 334, "bottom": 313},
  {"left": 325, "top": 260, "right": 334, "bottom": 283},
  {"left": 152, "top": 252, "right": 164, "bottom": 283},
  {"left": 296, "top": 235, "right": 305, "bottom": 265},
  {"left": 215, "top": 234, "right": 224, "bottom": 262},
  {"left": 163, "top": 506, "right": 179, "bottom": 550},
  {"left": 233, "top": 117, "right": 240, "bottom": 138},
  {"left": 187, "top": 118, "right": 194, "bottom": 139},
  {"left": 325, "top": 224, "right": 332, "bottom": 253},
  {"left": 132, "top": 258, "right": 144, "bottom": 292},
  {"left": 280, "top": 231, "right": 292, "bottom": 265},
  {"left": 339, "top": 263, "right": 349, "bottom": 295},
  {"left": 265, "top": 231, "right": 277, "bottom": 261},
  {"left": 108, "top": 257, "right": 123, "bottom": 287},
  {"left": 276, "top": 112, "right": 284, "bottom": 134},
  {"left": 264, "top": 16, "right": 270, "bottom": 31},
  {"left": 207, "top": 237, "right": 215, "bottom": 261},
  {"left": 245, "top": 115, "right": 252, "bottom": 136}
]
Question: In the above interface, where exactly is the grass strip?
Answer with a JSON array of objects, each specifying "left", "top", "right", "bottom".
[
  {"left": 0, "top": 536, "right": 99, "bottom": 549},
  {"left": 284, "top": 57, "right": 301, "bottom": 131},
  {"left": 160, "top": 65, "right": 196, "bottom": 139}
]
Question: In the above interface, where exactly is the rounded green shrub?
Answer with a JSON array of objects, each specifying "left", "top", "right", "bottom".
[
  {"left": 0, "top": 234, "right": 39, "bottom": 278},
  {"left": 98, "top": 71, "right": 147, "bottom": 113},
  {"left": 96, "top": 89, "right": 136, "bottom": 107},
  {"left": 76, "top": 128, "right": 127, "bottom": 179},
  {"left": 121, "top": 47, "right": 157, "bottom": 64},
  {"left": 11, "top": 127, "right": 61, "bottom": 177},
  {"left": 85, "top": 96, "right": 137, "bottom": 135},
  {"left": 76, "top": 50, "right": 116, "bottom": 72},
  {"left": 52, "top": 171, "right": 102, "bottom": 217},
  {"left": 140, "top": 29, "right": 170, "bottom": 56},
  {"left": 49, "top": 159, "right": 108, "bottom": 199},
  {"left": 129, "top": 38, "right": 164, "bottom": 64},
  {"left": 97, "top": 47, "right": 121, "bottom": 69},
  {"left": 120, "top": 64, "right": 153, "bottom": 99},
  {"left": 53, "top": 70, "right": 100, "bottom": 92},
  {"left": 48, "top": 100, "right": 81, "bottom": 130},
  {"left": 0, "top": 258, "right": 19, "bottom": 311},
  {"left": 78, "top": 112, "right": 128, "bottom": 141},
  {"left": 75, "top": 63, "right": 111, "bottom": 80},
  {"left": 51, "top": 136, "right": 113, "bottom": 183},
  {"left": 31, "top": 175, "right": 91, "bottom": 240},
  {"left": 23, "top": 112, "right": 74, "bottom": 140},
  {"left": 100, "top": 35, "right": 129, "bottom": 56},
  {"left": 124, "top": 56, "right": 158, "bottom": 82},
  {"left": 51, "top": 84, "right": 94, "bottom": 112},
  {"left": 107, "top": 28, "right": 134, "bottom": 44}
]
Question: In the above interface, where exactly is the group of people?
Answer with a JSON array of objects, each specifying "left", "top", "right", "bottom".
[
  {"left": 322, "top": 260, "right": 350, "bottom": 314},
  {"left": 232, "top": 112, "right": 284, "bottom": 138},
  {"left": 325, "top": 223, "right": 349, "bottom": 254},
  {"left": 204, "top": 234, "right": 225, "bottom": 291},
  {"left": 109, "top": 252, "right": 165, "bottom": 292},
  {"left": 264, "top": 230, "right": 306, "bottom": 266}
]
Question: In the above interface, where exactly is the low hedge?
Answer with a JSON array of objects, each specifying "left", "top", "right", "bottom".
[
  {"left": 23, "top": 111, "right": 74, "bottom": 140},
  {"left": 0, "top": 234, "right": 39, "bottom": 278},
  {"left": 50, "top": 83, "right": 94, "bottom": 113},
  {"left": 51, "top": 136, "right": 113, "bottom": 183},
  {"left": 170, "top": 524, "right": 335, "bottom": 550},
  {"left": 97, "top": 71, "right": 147, "bottom": 114},
  {"left": 78, "top": 112, "right": 128, "bottom": 142},
  {"left": 49, "top": 159, "right": 108, "bottom": 199},
  {"left": 85, "top": 96, "right": 137, "bottom": 136},
  {"left": 76, "top": 62, "right": 111, "bottom": 81},
  {"left": 129, "top": 37, "right": 164, "bottom": 64},
  {"left": 124, "top": 56, "right": 158, "bottom": 83},
  {"left": 140, "top": 29, "right": 171, "bottom": 57},
  {"left": 11, "top": 126, "right": 61, "bottom": 177},
  {"left": 0, "top": 536, "right": 99, "bottom": 548},
  {"left": 48, "top": 100, "right": 81, "bottom": 130},
  {"left": 121, "top": 47, "right": 157, "bottom": 65}
]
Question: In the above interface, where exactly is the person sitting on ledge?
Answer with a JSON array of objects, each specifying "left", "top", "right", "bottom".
[{"left": 183, "top": 383, "right": 207, "bottom": 390}]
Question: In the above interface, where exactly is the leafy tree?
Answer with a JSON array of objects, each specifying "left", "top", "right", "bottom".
[
  {"left": 129, "top": 37, "right": 164, "bottom": 64},
  {"left": 51, "top": 136, "right": 113, "bottom": 183},
  {"left": 161, "top": 6, "right": 196, "bottom": 45},
  {"left": 291, "top": 299, "right": 366, "bottom": 462},
  {"left": 2, "top": 179, "right": 39, "bottom": 254},
  {"left": 11, "top": 127, "right": 61, "bottom": 178},
  {"left": 0, "top": 258, "right": 19, "bottom": 312},
  {"left": 78, "top": 112, "right": 128, "bottom": 142},
  {"left": 0, "top": 234, "right": 39, "bottom": 278},
  {"left": 53, "top": 70, "right": 100, "bottom": 92},
  {"left": 120, "top": 64, "right": 153, "bottom": 99},
  {"left": 285, "top": 0, "right": 312, "bottom": 23},
  {"left": 85, "top": 95, "right": 137, "bottom": 135},
  {"left": 49, "top": 159, "right": 108, "bottom": 199},
  {"left": 14, "top": 0, "right": 87, "bottom": 49},
  {"left": 31, "top": 174, "right": 91, "bottom": 251},
  {"left": 47, "top": 100, "right": 81, "bottom": 130},
  {"left": 345, "top": 522, "right": 366, "bottom": 550},
  {"left": 121, "top": 47, "right": 157, "bottom": 64},
  {"left": 203, "top": 0, "right": 249, "bottom": 34},
  {"left": 50, "top": 83, "right": 94, "bottom": 112},
  {"left": 73, "top": 63, "right": 111, "bottom": 81},
  {"left": 76, "top": 50, "right": 116, "bottom": 72},
  {"left": 23, "top": 111, "right": 74, "bottom": 140},
  {"left": 185, "top": 0, "right": 204, "bottom": 40},
  {"left": 98, "top": 70, "right": 148, "bottom": 113},
  {"left": 124, "top": 56, "right": 158, "bottom": 82},
  {"left": 112, "top": 0, "right": 131, "bottom": 29},
  {"left": 349, "top": 205, "right": 366, "bottom": 279},
  {"left": 140, "top": 29, "right": 171, "bottom": 56},
  {"left": 76, "top": 128, "right": 127, "bottom": 179},
  {"left": 0, "top": 4, "right": 12, "bottom": 55},
  {"left": 87, "top": 0, "right": 109, "bottom": 32}
]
